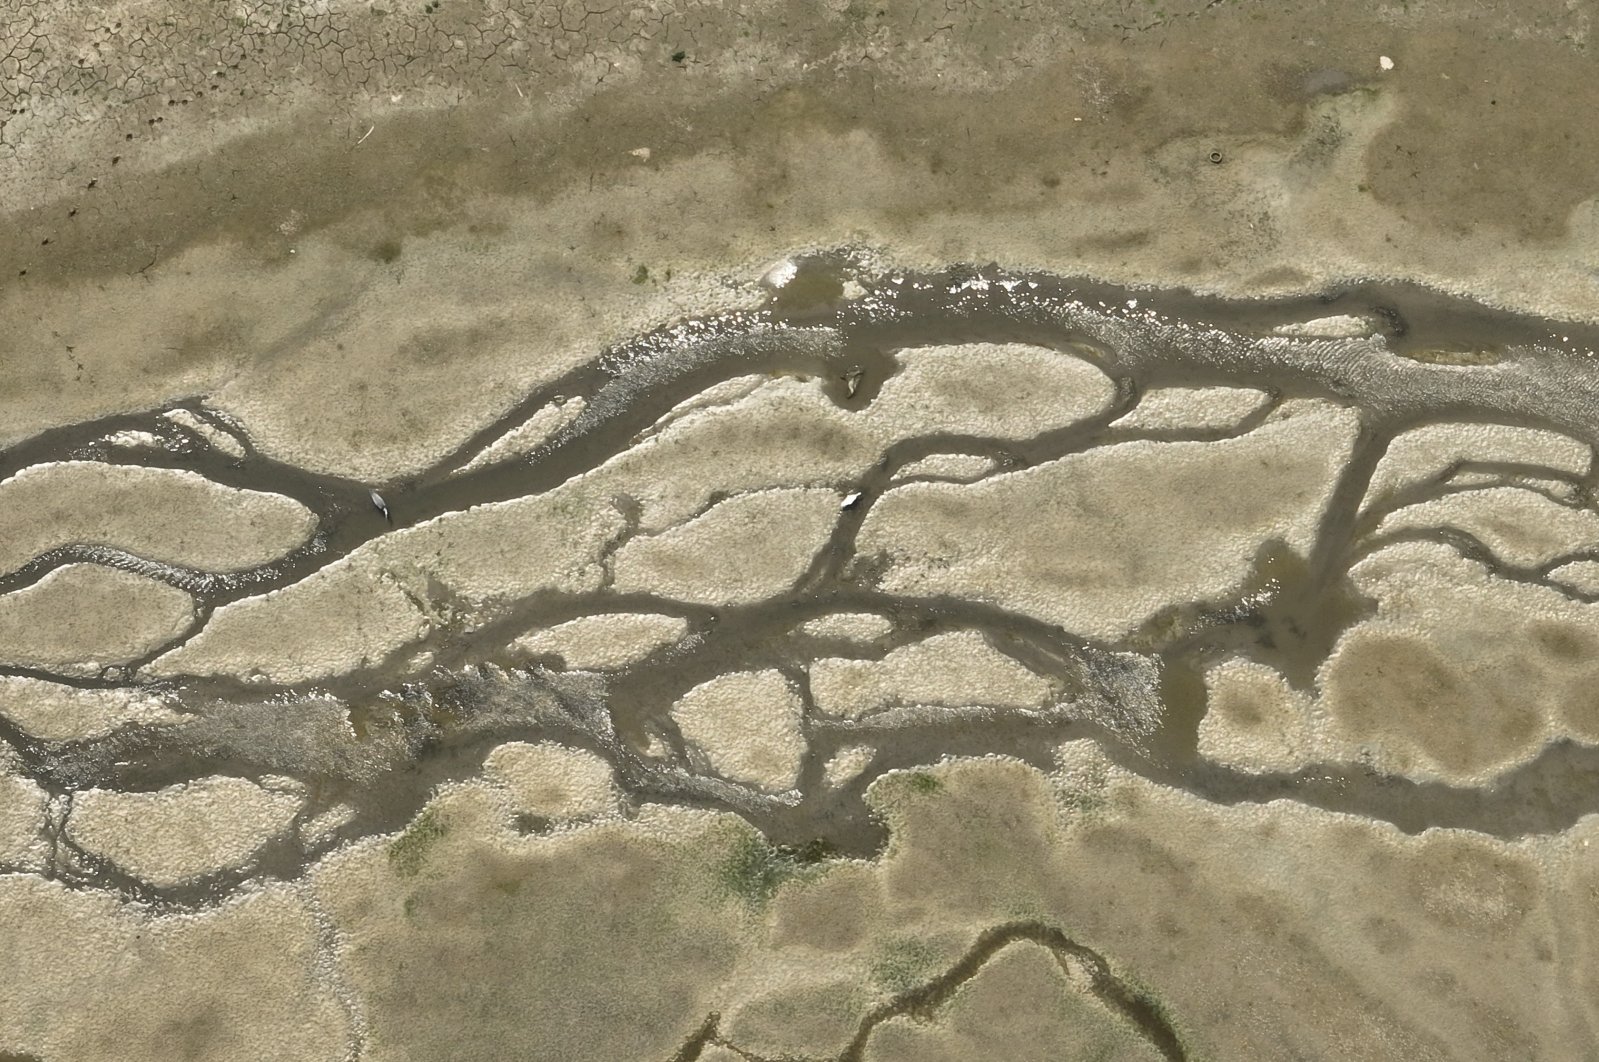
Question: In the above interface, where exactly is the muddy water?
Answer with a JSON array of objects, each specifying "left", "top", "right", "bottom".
[{"left": 7, "top": 260, "right": 1599, "bottom": 909}]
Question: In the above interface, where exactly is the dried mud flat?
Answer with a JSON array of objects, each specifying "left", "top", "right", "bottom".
[{"left": 7, "top": 2, "right": 1599, "bottom": 1060}]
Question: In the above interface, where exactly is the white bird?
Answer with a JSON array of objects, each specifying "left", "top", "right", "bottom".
[{"left": 370, "top": 490, "right": 391, "bottom": 523}]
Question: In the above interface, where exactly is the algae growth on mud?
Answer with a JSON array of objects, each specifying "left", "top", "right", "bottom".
[{"left": 6, "top": 261, "right": 1599, "bottom": 1059}]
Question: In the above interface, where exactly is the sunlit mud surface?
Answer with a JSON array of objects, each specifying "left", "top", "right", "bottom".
[{"left": 8, "top": 263, "right": 1599, "bottom": 1060}]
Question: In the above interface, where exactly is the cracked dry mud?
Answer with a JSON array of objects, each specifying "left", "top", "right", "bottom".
[{"left": 7, "top": 1, "right": 1599, "bottom": 1060}]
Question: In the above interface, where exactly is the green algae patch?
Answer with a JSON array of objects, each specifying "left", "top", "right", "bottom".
[
  {"left": 716, "top": 832, "right": 832, "bottom": 907},
  {"left": 388, "top": 807, "right": 448, "bottom": 877},
  {"left": 871, "top": 935, "right": 945, "bottom": 994}
]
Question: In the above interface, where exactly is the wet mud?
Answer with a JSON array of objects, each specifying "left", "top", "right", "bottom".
[{"left": 6, "top": 262, "right": 1599, "bottom": 911}]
